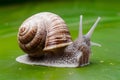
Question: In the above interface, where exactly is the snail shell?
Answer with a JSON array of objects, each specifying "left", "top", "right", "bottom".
[{"left": 18, "top": 12, "right": 72, "bottom": 57}]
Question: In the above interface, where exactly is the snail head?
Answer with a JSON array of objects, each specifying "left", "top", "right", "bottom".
[{"left": 78, "top": 15, "right": 101, "bottom": 47}]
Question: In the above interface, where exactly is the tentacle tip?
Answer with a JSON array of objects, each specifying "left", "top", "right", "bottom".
[
  {"left": 91, "top": 42, "right": 102, "bottom": 47},
  {"left": 80, "top": 15, "right": 83, "bottom": 18},
  {"left": 97, "top": 44, "right": 102, "bottom": 47},
  {"left": 97, "top": 17, "right": 101, "bottom": 20}
]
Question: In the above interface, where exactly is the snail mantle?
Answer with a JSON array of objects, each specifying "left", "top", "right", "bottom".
[{"left": 16, "top": 12, "right": 101, "bottom": 68}]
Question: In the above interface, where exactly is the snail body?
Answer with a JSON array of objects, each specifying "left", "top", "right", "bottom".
[{"left": 16, "top": 12, "right": 101, "bottom": 67}]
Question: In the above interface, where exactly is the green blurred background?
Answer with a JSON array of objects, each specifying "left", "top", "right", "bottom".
[{"left": 0, "top": 0, "right": 120, "bottom": 80}]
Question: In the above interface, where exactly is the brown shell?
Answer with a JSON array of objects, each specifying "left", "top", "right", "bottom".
[{"left": 18, "top": 12, "right": 72, "bottom": 57}]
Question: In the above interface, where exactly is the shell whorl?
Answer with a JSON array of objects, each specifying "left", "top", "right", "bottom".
[
  {"left": 18, "top": 12, "right": 72, "bottom": 57},
  {"left": 43, "top": 12, "right": 72, "bottom": 51}
]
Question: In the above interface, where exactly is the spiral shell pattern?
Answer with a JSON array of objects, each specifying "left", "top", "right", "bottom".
[{"left": 18, "top": 12, "right": 72, "bottom": 57}]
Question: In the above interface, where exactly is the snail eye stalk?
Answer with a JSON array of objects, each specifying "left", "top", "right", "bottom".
[{"left": 86, "top": 17, "right": 101, "bottom": 38}]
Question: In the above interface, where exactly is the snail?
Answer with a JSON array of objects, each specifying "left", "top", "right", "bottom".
[{"left": 16, "top": 12, "right": 101, "bottom": 67}]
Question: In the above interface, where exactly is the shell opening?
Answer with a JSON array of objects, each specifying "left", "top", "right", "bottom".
[{"left": 43, "top": 42, "right": 72, "bottom": 51}]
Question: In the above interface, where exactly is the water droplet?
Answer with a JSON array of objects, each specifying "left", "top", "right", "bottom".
[
  {"left": 100, "top": 60, "right": 104, "bottom": 63},
  {"left": 110, "top": 62, "right": 114, "bottom": 65}
]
